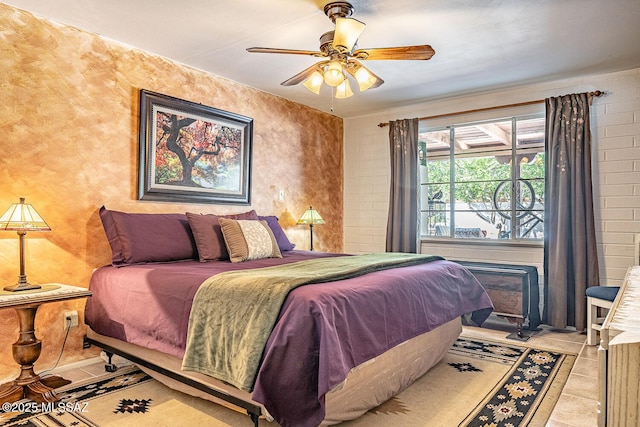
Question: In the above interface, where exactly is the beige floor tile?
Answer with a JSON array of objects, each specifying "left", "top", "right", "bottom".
[
  {"left": 579, "top": 343, "right": 599, "bottom": 360},
  {"left": 531, "top": 328, "right": 586, "bottom": 344},
  {"left": 548, "top": 394, "right": 599, "bottom": 427},
  {"left": 50, "top": 358, "right": 105, "bottom": 377},
  {"left": 37, "top": 357, "right": 103, "bottom": 384},
  {"left": 526, "top": 337, "right": 584, "bottom": 355},
  {"left": 571, "top": 357, "right": 598, "bottom": 377},
  {"left": 43, "top": 369, "right": 92, "bottom": 384},
  {"left": 545, "top": 420, "right": 577, "bottom": 427},
  {"left": 561, "top": 373, "right": 599, "bottom": 400},
  {"left": 462, "top": 326, "right": 584, "bottom": 355},
  {"left": 461, "top": 327, "right": 519, "bottom": 343},
  {"left": 462, "top": 320, "right": 543, "bottom": 343},
  {"left": 74, "top": 361, "right": 113, "bottom": 377}
]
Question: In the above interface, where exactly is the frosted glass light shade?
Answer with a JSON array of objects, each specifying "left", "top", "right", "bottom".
[
  {"left": 323, "top": 60, "right": 345, "bottom": 86},
  {"left": 303, "top": 71, "right": 324, "bottom": 94},
  {"left": 346, "top": 62, "right": 384, "bottom": 92},
  {"left": 334, "top": 79, "right": 353, "bottom": 98},
  {"left": 354, "top": 66, "right": 378, "bottom": 91},
  {"left": 333, "top": 17, "right": 366, "bottom": 52}
]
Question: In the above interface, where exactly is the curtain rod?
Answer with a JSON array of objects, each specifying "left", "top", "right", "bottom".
[{"left": 377, "top": 90, "right": 605, "bottom": 128}]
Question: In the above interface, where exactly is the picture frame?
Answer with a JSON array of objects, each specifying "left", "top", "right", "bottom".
[{"left": 138, "top": 89, "right": 253, "bottom": 205}]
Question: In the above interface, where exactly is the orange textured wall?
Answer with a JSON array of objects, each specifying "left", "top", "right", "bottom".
[{"left": 0, "top": 4, "right": 343, "bottom": 380}]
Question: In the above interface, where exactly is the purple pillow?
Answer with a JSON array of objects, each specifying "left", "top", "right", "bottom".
[
  {"left": 258, "top": 215, "right": 295, "bottom": 252},
  {"left": 99, "top": 206, "right": 197, "bottom": 266},
  {"left": 186, "top": 210, "right": 259, "bottom": 262}
]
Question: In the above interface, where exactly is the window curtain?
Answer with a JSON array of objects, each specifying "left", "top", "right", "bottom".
[
  {"left": 543, "top": 93, "right": 599, "bottom": 330},
  {"left": 386, "top": 118, "right": 420, "bottom": 253}
]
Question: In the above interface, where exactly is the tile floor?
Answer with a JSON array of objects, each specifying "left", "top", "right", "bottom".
[{"left": 48, "top": 316, "right": 600, "bottom": 426}]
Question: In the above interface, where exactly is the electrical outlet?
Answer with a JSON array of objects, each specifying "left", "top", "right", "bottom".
[{"left": 64, "top": 310, "right": 79, "bottom": 329}]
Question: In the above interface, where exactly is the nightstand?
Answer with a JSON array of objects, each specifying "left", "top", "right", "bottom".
[{"left": 0, "top": 284, "right": 91, "bottom": 404}]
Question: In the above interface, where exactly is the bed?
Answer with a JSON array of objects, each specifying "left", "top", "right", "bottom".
[{"left": 84, "top": 207, "right": 493, "bottom": 427}]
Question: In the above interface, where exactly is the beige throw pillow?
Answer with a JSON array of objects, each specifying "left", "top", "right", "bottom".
[{"left": 219, "top": 218, "right": 283, "bottom": 263}]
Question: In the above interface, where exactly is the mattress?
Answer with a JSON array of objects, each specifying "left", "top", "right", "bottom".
[{"left": 85, "top": 251, "right": 492, "bottom": 426}]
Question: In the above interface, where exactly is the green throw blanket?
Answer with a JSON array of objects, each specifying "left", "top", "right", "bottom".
[{"left": 181, "top": 252, "right": 444, "bottom": 391}]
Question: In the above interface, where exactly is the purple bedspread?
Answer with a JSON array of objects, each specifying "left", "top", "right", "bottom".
[{"left": 85, "top": 251, "right": 492, "bottom": 427}]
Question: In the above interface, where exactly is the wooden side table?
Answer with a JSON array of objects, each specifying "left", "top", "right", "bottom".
[{"left": 0, "top": 284, "right": 91, "bottom": 404}]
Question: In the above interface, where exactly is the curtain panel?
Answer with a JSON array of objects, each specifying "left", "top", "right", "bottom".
[
  {"left": 386, "top": 118, "right": 420, "bottom": 253},
  {"left": 543, "top": 93, "right": 600, "bottom": 330}
]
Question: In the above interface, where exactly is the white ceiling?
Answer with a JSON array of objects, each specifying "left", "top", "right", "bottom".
[{"left": 4, "top": 0, "right": 640, "bottom": 118}]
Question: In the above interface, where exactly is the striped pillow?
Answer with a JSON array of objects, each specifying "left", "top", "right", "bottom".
[{"left": 219, "top": 218, "right": 283, "bottom": 263}]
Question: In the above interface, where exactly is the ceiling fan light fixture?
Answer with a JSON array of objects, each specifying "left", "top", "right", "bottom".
[
  {"left": 303, "top": 70, "right": 324, "bottom": 94},
  {"left": 353, "top": 66, "right": 377, "bottom": 91},
  {"left": 323, "top": 60, "right": 346, "bottom": 86},
  {"left": 333, "top": 17, "right": 366, "bottom": 53},
  {"left": 335, "top": 79, "right": 353, "bottom": 98},
  {"left": 248, "top": 1, "right": 435, "bottom": 99}
]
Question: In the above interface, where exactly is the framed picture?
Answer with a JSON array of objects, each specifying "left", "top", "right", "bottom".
[{"left": 138, "top": 89, "right": 253, "bottom": 204}]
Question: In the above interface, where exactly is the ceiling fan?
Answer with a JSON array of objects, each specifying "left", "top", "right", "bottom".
[{"left": 246, "top": 1, "right": 435, "bottom": 98}]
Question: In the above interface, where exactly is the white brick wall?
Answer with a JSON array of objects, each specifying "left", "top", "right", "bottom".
[{"left": 344, "top": 67, "right": 640, "bottom": 287}]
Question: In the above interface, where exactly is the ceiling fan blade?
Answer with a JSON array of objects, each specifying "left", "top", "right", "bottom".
[
  {"left": 247, "top": 47, "right": 326, "bottom": 58},
  {"left": 346, "top": 60, "right": 384, "bottom": 91},
  {"left": 281, "top": 61, "right": 329, "bottom": 86},
  {"left": 352, "top": 45, "right": 435, "bottom": 61}
]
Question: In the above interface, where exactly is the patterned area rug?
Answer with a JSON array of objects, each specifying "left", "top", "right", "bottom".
[
  {"left": 0, "top": 337, "right": 575, "bottom": 427},
  {"left": 344, "top": 337, "right": 576, "bottom": 427}
]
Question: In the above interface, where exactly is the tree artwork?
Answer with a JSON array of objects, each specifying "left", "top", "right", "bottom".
[
  {"left": 138, "top": 90, "right": 252, "bottom": 204},
  {"left": 154, "top": 111, "right": 242, "bottom": 191}
]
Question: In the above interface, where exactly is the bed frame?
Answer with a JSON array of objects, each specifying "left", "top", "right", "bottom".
[
  {"left": 84, "top": 318, "right": 461, "bottom": 426},
  {"left": 84, "top": 331, "right": 264, "bottom": 426}
]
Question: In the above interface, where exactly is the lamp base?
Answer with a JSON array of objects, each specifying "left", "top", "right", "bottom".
[{"left": 3, "top": 283, "right": 42, "bottom": 292}]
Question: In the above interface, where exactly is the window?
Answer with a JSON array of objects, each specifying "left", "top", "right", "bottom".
[{"left": 420, "top": 114, "right": 545, "bottom": 241}]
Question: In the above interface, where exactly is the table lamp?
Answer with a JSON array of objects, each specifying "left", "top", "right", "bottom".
[
  {"left": 297, "top": 206, "right": 325, "bottom": 251},
  {"left": 0, "top": 197, "right": 51, "bottom": 291}
]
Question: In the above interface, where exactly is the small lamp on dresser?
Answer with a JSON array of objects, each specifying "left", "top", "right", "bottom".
[
  {"left": 297, "top": 206, "right": 325, "bottom": 251},
  {"left": 0, "top": 197, "right": 51, "bottom": 291}
]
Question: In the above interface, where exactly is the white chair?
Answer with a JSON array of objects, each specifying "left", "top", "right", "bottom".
[{"left": 585, "top": 286, "right": 620, "bottom": 346}]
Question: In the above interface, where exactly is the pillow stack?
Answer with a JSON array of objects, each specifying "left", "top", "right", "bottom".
[{"left": 99, "top": 206, "right": 295, "bottom": 266}]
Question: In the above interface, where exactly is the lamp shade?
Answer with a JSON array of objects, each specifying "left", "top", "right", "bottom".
[
  {"left": 303, "top": 70, "right": 324, "bottom": 94},
  {"left": 1, "top": 198, "right": 50, "bottom": 292},
  {"left": 347, "top": 62, "right": 384, "bottom": 92},
  {"left": 334, "top": 79, "right": 353, "bottom": 98},
  {"left": 0, "top": 198, "right": 50, "bottom": 231},
  {"left": 297, "top": 206, "right": 325, "bottom": 225},
  {"left": 323, "top": 60, "right": 346, "bottom": 87},
  {"left": 297, "top": 206, "right": 324, "bottom": 251},
  {"left": 333, "top": 17, "right": 366, "bottom": 52}
]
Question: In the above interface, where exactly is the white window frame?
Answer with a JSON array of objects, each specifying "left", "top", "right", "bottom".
[{"left": 419, "top": 107, "right": 545, "bottom": 244}]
